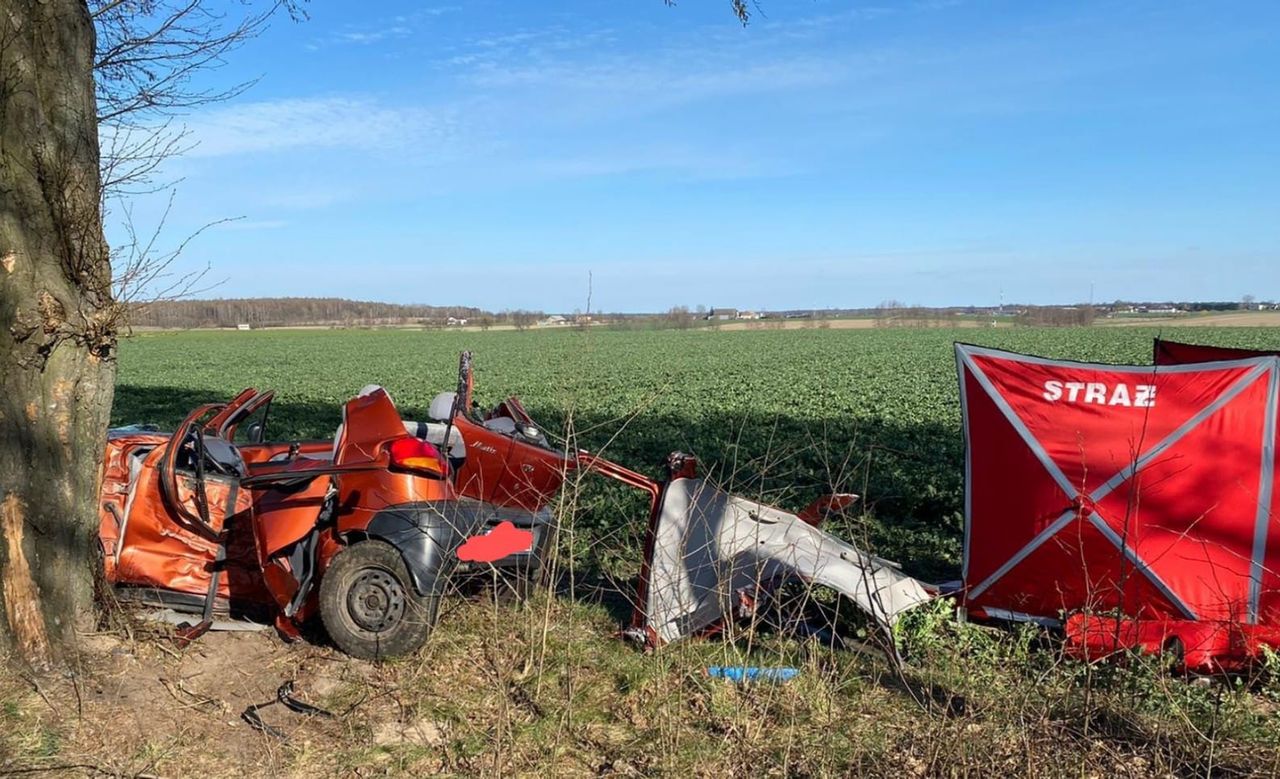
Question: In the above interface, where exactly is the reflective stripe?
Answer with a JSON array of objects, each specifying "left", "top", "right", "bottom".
[
  {"left": 1249, "top": 364, "right": 1280, "bottom": 623},
  {"left": 959, "top": 348, "right": 1077, "bottom": 497},
  {"left": 978, "top": 607, "right": 1061, "bottom": 628},
  {"left": 967, "top": 508, "right": 1076, "bottom": 600},
  {"left": 1087, "top": 512, "right": 1197, "bottom": 619},
  {"left": 1088, "top": 362, "right": 1270, "bottom": 503},
  {"left": 956, "top": 344, "right": 974, "bottom": 583},
  {"left": 961, "top": 343, "right": 1080, "bottom": 599},
  {"left": 955, "top": 343, "right": 1271, "bottom": 375}
]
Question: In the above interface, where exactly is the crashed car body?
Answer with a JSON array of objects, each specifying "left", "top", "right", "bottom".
[
  {"left": 625, "top": 453, "right": 936, "bottom": 649},
  {"left": 97, "top": 355, "right": 572, "bottom": 659},
  {"left": 639, "top": 486, "right": 932, "bottom": 645}
]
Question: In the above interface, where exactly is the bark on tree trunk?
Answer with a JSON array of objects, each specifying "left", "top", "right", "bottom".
[{"left": 0, "top": 0, "right": 116, "bottom": 662}]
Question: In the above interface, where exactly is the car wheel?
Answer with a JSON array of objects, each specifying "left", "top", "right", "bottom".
[{"left": 319, "top": 540, "right": 438, "bottom": 660}]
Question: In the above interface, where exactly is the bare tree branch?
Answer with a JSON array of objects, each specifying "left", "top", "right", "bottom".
[
  {"left": 90, "top": 0, "right": 304, "bottom": 316},
  {"left": 664, "top": 0, "right": 757, "bottom": 25},
  {"left": 92, "top": 1, "right": 303, "bottom": 199},
  {"left": 110, "top": 190, "right": 231, "bottom": 325}
]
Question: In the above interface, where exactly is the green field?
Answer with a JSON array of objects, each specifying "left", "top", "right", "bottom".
[{"left": 115, "top": 325, "right": 1280, "bottom": 582}]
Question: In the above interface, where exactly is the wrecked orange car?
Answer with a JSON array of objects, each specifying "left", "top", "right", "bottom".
[{"left": 97, "top": 353, "right": 567, "bottom": 659}]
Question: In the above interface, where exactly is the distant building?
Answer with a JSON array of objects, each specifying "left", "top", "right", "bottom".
[
  {"left": 706, "top": 308, "right": 738, "bottom": 321},
  {"left": 540, "top": 315, "right": 568, "bottom": 326},
  {"left": 236, "top": 323, "right": 251, "bottom": 331},
  {"left": 737, "top": 310, "right": 762, "bottom": 320},
  {"left": 1125, "top": 305, "right": 1183, "bottom": 315},
  {"left": 446, "top": 316, "right": 468, "bottom": 326}
]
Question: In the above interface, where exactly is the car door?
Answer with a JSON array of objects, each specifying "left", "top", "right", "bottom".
[
  {"left": 220, "top": 390, "right": 273, "bottom": 445},
  {"left": 113, "top": 401, "right": 263, "bottom": 607},
  {"left": 161, "top": 403, "right": 253, "bottom": 538}
]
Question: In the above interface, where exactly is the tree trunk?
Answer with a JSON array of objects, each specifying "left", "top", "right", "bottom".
[{"left": 0, "top": 0, "right": 116, "bottom": 662}]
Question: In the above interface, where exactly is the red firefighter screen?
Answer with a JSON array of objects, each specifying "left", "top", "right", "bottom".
[{"left": 957, "top": 344, "right": 1280, "bottom": 626}]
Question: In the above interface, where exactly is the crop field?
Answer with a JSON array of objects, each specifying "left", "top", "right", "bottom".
[{"left": 115, "top": 325, "right": 1280, "bottom": 582}]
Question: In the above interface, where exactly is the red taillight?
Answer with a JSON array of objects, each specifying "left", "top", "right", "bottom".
[{"left": 388, "top": 436, "right": 447, "bottom": 477}]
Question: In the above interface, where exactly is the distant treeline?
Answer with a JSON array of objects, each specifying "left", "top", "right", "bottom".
[
  {"left": 1110, "top": 301, "right": 1254, "bottom": 312},
  {"left": 1015, "top": 306, "right": 1097, "bottom": 327},
  {"left": 128, "top": 297, "right": 1269, "bottom": 331},
  {"left": 130, "top": 298, "right": 489, "bottom": 329}
]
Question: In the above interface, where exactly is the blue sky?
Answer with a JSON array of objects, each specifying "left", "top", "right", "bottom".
[{"left": 110, "top": 0, "right": 1280, "bottom": 313}]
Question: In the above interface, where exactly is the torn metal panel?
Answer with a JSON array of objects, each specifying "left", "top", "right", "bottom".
[{"left": 638, "top": 477, "right": 935, "bottom": 646}]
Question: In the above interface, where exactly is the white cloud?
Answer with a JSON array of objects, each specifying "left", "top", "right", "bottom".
[
  {"left": 183, "top": 97, "right": 454, "bottom": 158},
  {"left": 521, "top": 144, "right": 796, "bottom": 182},
  {"left": 465, "top": 56, "right": 840, "bottom": 99},
  {"left": 335, "top": 25, "right": 412, "bottom": 45},
  {"left": 307, "top": 6, "right": 459, "bottom": 49}
]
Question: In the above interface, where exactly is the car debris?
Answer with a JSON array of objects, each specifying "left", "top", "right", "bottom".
[
  {"left": 707, "top": 666, "right": 800, "bottom": 683},
  {"left": 241, "top": 680, "right": 333, "bottom": 739},
  {"left": 618, "top": 453, "right": 936, "bottom": 654}
]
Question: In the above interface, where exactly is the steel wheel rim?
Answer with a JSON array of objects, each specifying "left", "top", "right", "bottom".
[{"left": 346, "top": 567, "right": 406, "bottom": 633}]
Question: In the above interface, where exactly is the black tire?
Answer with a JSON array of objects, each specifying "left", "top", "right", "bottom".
[
  {"left": 319, "top": 540, "right": 439, "bottom": 660},
  {"left": 515, "top": 521, "right": 556, "bottom": 599}
]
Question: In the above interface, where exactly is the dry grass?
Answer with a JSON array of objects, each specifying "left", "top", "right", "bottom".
[
  {"left": 1104, "top": 311, "right": 1280, "bottom": 328},
  {"left": 5, "top": 592, "right": 1280, "bottom": 777}
]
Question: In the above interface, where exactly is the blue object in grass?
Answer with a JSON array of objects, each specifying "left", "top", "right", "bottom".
[{"left": 707, "top": 666, "right": 800, "bottom": 683}]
